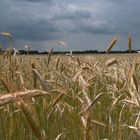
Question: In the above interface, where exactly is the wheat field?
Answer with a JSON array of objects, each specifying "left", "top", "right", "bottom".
[{"left": 0, "top": 53, "right": 140, "bottom": 140}]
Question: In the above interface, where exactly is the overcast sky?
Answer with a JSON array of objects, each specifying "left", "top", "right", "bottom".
[{"left": 0, "top": 0, "right": 140, "bottom": 51}]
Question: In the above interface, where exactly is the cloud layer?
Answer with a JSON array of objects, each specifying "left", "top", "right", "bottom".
[{"left": 0, "top": 0, "right": 140, "bottom": 50}]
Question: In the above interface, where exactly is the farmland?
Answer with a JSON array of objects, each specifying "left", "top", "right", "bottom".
[{"left": 0, "top": 53, "right": 140, "bottom": 140}]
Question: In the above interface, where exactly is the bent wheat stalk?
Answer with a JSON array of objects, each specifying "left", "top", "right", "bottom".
[
  {"left": 17, "top": 100, "right": 47, "bottom": 140},
  {"left": 0, "top": 90, "right": 49, "bottom": 106},
  {"left": 106, "top": 37, "right": 118, "bottom": 53},
  {"left": 79, "top": 92, "right": 105, "bottom": 115}
]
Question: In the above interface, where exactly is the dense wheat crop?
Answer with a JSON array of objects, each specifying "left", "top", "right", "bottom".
[{"left": 0, "top": 53, "right": 140, "bottom": 140}]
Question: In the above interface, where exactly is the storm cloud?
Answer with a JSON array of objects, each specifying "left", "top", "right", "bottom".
[
  {"left": 0, "top": 0, "right": 140, "bottom": 51},
  {"left": 12, "top": 0, "right": 52, "bottom": 3}
]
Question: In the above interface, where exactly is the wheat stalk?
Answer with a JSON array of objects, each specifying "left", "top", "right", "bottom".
[
  {"left": 128, "top": 36, "right": 132, "bottom": 53},
  {"left": 47, "top": 48, "right": 53, "bottom": 65},
  {"left": 106, "top": 37, "right": 118, "bottom": 53},
  {"left": 31, "top": 63, "right": 37, "bottom": 88},
  {"left": 0, "top": 90, "right": 49, "bottom": 106},
  {"left": 17, "top": 100, "right": 46, "bottom": 140}
]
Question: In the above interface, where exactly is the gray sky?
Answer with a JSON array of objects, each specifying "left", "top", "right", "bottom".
[{"left": 0, "top": 0, "right": 140, "bottom": 51}]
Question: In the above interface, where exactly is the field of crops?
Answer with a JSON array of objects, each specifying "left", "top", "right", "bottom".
[{"left": 0, "top": 53, "right": 140, "bottom": 140}]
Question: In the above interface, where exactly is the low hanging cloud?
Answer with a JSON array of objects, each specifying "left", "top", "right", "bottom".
[
  {"left": 0, "top": 0, "right": 115, "bottom": 42},
  {"left": 51, "top": 5, "right": 116, "bottom": 35},
  {"left": 12, "top": 0, "right": 52, "bottom": 3},
  {"left": 52, "top": 9, "right": 92, "bottom": 20},
  {"left": 0, "top": 0, "right": 140, "bottom": 50},
  {"left": 58, "top": 41, "right": 67, "bottom": 48}
]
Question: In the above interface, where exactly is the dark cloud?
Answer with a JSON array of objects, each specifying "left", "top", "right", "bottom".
[
  {"left": 77, "top": 20, "right": 115, "bottom": 35},
  {"left": 0, "top": 0, "right": 60, "bottom": 41},
  {"left": 7, "top": 19, "right": 60, "bottom": 41},
  {"left": 51, "top": 7, "right": 115, "bottom": 35},
  {"left": 0, "top": 0, "right": 140, "bottom": 50},
  {"left": 23, "top": 0, "right": 50, "bottom": 1},
  {"left": 53, "top": 9, "right": 91, "bottom": 20},
  {"left": 0, "top": 0, "right": 114, "bottom": 42},
  {"left": 12, "top": 0, "right": 52, "bottom": 3}
]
